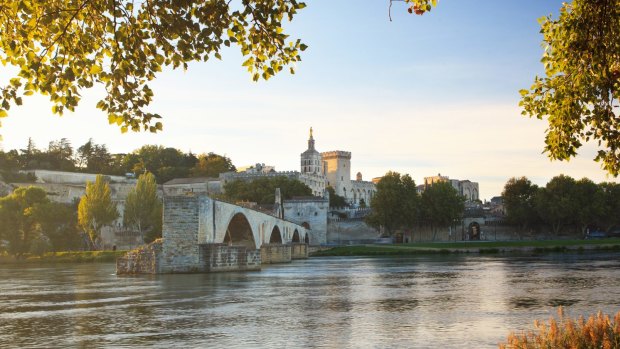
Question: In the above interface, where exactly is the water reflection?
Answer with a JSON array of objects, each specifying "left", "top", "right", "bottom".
[{"left": 1, "top": 252, "right": 620, "bottom": 348}]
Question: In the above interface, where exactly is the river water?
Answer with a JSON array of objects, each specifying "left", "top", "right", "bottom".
[{"left": 1, "top": 252, "right": 620, "bottom": 348}]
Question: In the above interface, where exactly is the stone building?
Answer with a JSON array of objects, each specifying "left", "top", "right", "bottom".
[
  {"left": 219, "top": 128, "right": 376, "bottom": 205},
  {"left": 282, "top": 196, "right": 328, "bottom": 244},
  {"left": 423, "top": 173, "right": 480, "bottom": 202},
  {"left": 299, "top": 128, "right": 376, "bottom": 206}
]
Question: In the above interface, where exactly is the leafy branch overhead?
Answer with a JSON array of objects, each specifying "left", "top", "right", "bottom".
[
  {"left": 520, "top": 0, "right": 620, "bottom": 175},
  {"left": 0, "top": 0, "right": 307, "bottom": 133}
]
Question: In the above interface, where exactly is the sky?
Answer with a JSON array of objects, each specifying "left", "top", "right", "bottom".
[{"left": 1, "top": 0, "right": 618, "bottom": 200}]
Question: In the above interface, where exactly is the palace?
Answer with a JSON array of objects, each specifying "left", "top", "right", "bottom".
[
  {"left": 300, "top": 128, "right": 376, "bottom": 206},
  {"left": 219, "top": 128, "right": 376, "bottom": 206}
]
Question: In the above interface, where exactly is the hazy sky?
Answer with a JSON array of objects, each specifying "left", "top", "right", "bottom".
[{"left": 1, "top": 0, "right": 618, "bottom": 200}]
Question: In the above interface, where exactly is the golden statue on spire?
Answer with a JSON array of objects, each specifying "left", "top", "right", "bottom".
[{"left": 310, "top": 127, "right": 313, "bottom": 138}]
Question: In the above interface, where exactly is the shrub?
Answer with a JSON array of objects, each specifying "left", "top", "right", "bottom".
[{"left": 499, "top": 308, "right": 620, "bottom": 349}]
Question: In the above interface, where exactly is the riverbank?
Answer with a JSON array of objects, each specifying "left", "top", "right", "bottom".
[
  {"left": 0, "top": 250, "right": 128, "bottom": 264},
  {"left": 311, "top": 239, "right": 620, "bottom": 256}
]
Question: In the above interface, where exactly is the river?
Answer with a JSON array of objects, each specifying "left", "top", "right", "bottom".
[{"left": 1, "top": 252, "right": 620, "bottom": 348}]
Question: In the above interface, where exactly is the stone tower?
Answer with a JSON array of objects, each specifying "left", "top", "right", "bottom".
[
  {"left": 300, "top": 127, "right": 322, "bottom": 175},
  {"left": 321, "top": 151, "right": 352, "bottom": 201}
]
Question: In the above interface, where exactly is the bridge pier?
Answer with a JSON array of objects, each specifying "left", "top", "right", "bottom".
[
  {"left": 200, "top": 244, "right": 261, "bottom": 272},
  {"left": 260, "top": 244, "right": 292, "bottom": 264},
  {"left": 291, "top": 243, "right": 308, "bottom": 259}
]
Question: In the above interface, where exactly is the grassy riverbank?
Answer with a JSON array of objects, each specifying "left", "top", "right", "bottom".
[
  {"left": 0, "top": 250, "right": 128, "bottom": 264},
  {"left": 311, "top": 239, "right": 620, "bottom": 257}
]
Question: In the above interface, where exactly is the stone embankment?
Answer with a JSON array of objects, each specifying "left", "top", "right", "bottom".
[{"left": 116, "top": 239, "right": 162, "bottom": 274}]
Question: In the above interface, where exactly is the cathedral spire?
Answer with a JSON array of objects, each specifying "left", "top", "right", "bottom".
[{"left": 308, "top": 127, "right": 315, "bottom": 150}]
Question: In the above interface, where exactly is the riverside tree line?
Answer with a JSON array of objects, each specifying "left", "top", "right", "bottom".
[
  {"left": 502, "top": 175, "right": 620, "bottom": 236},
  {"left": 0, "top": 137, "right": 236, "bottom": 184},
  {"left": 366, "top": 172, "right": 620, "bottom": 239},
  {"left": 0, "top": 173, "right": 162, "bottom": 257}
]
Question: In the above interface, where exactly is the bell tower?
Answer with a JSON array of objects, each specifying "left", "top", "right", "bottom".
[{"left": 300, "top": 127, "right": 322, "bottom": 175}]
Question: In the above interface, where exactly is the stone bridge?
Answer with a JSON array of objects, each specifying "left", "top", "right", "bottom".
[{"left": 123, "top": 193, "right": 312, "bottom": 274}]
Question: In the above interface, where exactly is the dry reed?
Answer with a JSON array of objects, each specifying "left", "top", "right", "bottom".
[{"left": 499, "top": 308, "right": 620, "bottom": 349}]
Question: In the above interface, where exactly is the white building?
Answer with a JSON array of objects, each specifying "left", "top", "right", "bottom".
[{"left": 300, "top": 128, "right": 376, "bottom": 206}]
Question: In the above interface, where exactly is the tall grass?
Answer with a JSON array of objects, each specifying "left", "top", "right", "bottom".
[{"left": 499, "top": 308, "right": 620, "bottom": 349}]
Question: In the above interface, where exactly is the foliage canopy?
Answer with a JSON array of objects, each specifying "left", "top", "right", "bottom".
[
  {"left": 0, "top": 186, "right": 47, "bottom": 256},
  {"left": 224, "top": 176, "right": 311, "bottom": 205},
  {"left": 520, "top": 0, "right": 620, "bottom": 175},
  {"left": 366, "top": 171, "right": 419, "bottom": 235},
  {"left": 77, "top": 174, "right": 118, "bottom": 247},
  {"left": 123, "top": 172, "right": 162, "bottom": 243},
  {"left": 0, "top": 0, "right": 307, "bottom": 131}
]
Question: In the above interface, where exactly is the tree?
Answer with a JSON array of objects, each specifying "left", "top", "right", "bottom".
[
  {"left": 224, "top": 176, "right": 311, "bottom": 204},
  {"left": 326, "top": 186, "right": 347, "bottom": 208},
  {"left": 535, "top": 175, "right": 578, "bottom": 235},
  {"left": 366, "top": 172, "right": 419, "bottom": 236},
  {"left": 78, "top": 174, "right": 118, "bottom": 249},
  {"left": 0, "top": 0, "right": 308, "bottom": 132},
  {"left": 191, "top": 152, "right": 236, "bottom": 178},
  {"left": 598, "top": 182, "right": 620, "bottom": 231},
  {"left": 420, "top": 181, "right": 464, "bottom": 241},
  {"left": 47, "top": 138, "right": 75, "bottom": 171},
  {"left": 121, "top": 145, "right": 194, "bottom": 183},
  {"left": 124, "top": 172, "right": 162, "bottom": 243},
  {"left": 18, "top": 137, "right": 39, "bottom": 169},
  {"left": 77, "top": 139, "right": 114, "bottom": 174},
  {"left": 0, "top": 0, "right": 440, "bottom": 132},
  {"left": 573, "top": 178, "right": 606, "bottom": 234},
  {"left": 502, "top": 177, "right": 540, "bottom": 234},
  {"left": 32, "top": 201, "right": 81, "bottom": 251},
  {"left": 520, "top": 0, "right": 620, "bottom": 175},
  {"left": 0, "top": 186, "right": 48, "bottom": 257}
]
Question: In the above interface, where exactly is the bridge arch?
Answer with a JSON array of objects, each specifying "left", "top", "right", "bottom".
[
  {"left": 292, "top": 229, "right": 300, "bottom": 243},
  {"left": 269, "top": 225, "right": 283, "bottom": 244},
  {"left": 304, "top": 234, "right": 309, "bottom": 244},
  {"left": 224, "top": 212, "right": 256, "bottom": 249}
]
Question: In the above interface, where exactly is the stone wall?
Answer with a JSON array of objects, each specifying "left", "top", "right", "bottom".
[
  {"left": 327, "top": 220, "right": 379, "bottom": 244},
  {"left": 260, "top": 244, "right": 292, "bottom": 264},
  {"left": 283, "top": 198, "right": 328, "bottom": 245},
  {"left": 291, "top": 243, "right": 308, "bottom": 259},
  {"left": 201, "top": 244, "right": 261, "bottom": 272},
  {"left": 116, "top": 240, "right": 162, "bottom": 274},
  {"left": 27, "top": 169, "right": 134, "bottom": 184}
]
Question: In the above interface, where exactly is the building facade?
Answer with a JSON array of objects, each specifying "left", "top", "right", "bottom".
[
  {"left": 219, "top": 128, "right": 376, "bottom": 206},
  {"left": 299, "top": 129, "right": 376, "bottom": 206},
  {"left": 423, "top": 173, "right": 480, "bottom": 202}
]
